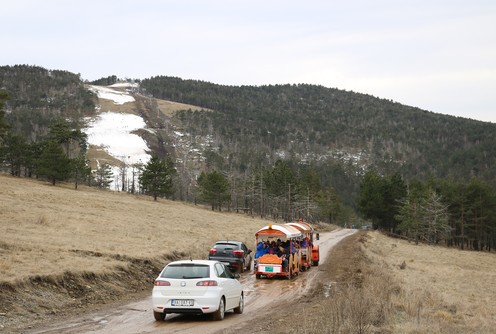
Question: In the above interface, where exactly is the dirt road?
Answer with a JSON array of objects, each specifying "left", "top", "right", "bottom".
[{"left": 31, "top": 229, "right": 356, "bottom": 334}]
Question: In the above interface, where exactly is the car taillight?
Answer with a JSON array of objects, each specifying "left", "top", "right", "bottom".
[
  {"left": 196, "top": 280, "right": 218, "bottom": 286},
  {"left": 233, "top": 249, "right": 244, "bottom": 258},
  {"left": 209, "top": 248, "right": 217, "bottom": 255},
  {"left": 154, "top": 280, "right": 171, "bottom": 286}
]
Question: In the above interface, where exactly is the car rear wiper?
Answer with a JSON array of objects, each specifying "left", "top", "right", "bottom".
[{"left": 183, "top": 276, "right": 204, "bottom": 279}]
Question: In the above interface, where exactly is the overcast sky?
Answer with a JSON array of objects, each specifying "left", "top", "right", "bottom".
[{"left": 2, "top": 0, "right": 495, "bottom": 123}]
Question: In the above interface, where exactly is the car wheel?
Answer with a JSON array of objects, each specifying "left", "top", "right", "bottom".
[
  {"left": 153, "top": 311, "right": 166, "bottom": 321},
  {"left": 234, "top": 293, "right": 244, "bottom": 314},
  {"left": 213, "top": 297, "right": 225, "bottom": 321}
]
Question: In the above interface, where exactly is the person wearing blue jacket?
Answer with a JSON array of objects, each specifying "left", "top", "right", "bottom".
[
  {"left": 254, "top": 241, "right": 269, "bottom": 270},
  {"left": 255, "top": 241, "right": 269, "bottom": 259}
]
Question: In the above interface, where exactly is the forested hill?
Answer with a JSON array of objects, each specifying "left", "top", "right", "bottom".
[
  {"left": 2, "top": 65, "right": 496, "bottom": 214},
  {"left": 0, "top": 65, "right": 95, "bottom": 141},
  {"left": 141, "top": 76, "right": 496, "bottom": 183}
]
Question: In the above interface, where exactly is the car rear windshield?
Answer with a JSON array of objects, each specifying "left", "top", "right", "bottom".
[
  {"left": 213, "top": 243, "right": 239, "bottom": 252},
  {"left": 161, "top": 264, "right": 210, "bottom": 279}
]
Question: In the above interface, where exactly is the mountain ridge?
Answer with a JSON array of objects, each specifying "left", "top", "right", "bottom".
[{"left": 1, "top": 64, "right": 496, "bottom": 211}]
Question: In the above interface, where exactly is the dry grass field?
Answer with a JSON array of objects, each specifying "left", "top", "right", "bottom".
[
  {"left": 363, "top": 231, "right": 496, "bottom": 333},
  {"left": 154, "top": 99, "right": 209, "bottom": 117},
  {"left": 0, "top": 174, "right": 269, "bottom": 283},
  {"left": 96, "top": 99, "right": 137, "bottom": 115},
  {"left": 1, "top": 173, "right": 496, "bottom": 333}
]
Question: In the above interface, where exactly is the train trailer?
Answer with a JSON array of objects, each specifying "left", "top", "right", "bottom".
[{"left": 254, "top": 220, "right": 319, "bottom": 279}]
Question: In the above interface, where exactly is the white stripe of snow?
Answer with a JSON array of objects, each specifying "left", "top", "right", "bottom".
[{"left": 85, "top": 111, "right": 150, "bottom": 166}]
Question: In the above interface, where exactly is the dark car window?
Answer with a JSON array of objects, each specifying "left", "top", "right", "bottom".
[
  {"left": 215, "top": 263, "right": 234, "bottom": 278},
  {"left": 214, "top": 263, "right": 228, "bottom": 278},
  {"left": 161, "top": 264, "right": 210, "bottom": 279},
  {"left": 213, "top": 243, "right": 240, "bottom": 252},
  {"left": 224, "top": 265, "right": 235, "bottom": 278}
]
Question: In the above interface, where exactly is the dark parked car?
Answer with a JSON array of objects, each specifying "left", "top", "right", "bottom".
[{"left": 208, "top": 241, "right": 252, "bottom": 273}]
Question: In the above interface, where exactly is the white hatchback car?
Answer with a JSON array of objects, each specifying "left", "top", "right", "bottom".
[{"left": 152, "top": 259, "right": 244, "bottom": 321}]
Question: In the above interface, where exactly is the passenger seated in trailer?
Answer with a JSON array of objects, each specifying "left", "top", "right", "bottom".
[
  {"left": 301, "top": 237, "right": 308, "bottom": 248},
  {"left": 276, "top": 243, "right": 282, "bottom": 254},
  {"left": 255, "top": 242, "right": 269, "bottom": 258},
  {"left": 293, "top": 240, "right": 300, "bottom": 252},
  {"left": 279, "top": 241, "right": 290, "bottom": 271},
  {"left": 254, "top": 241, "right": 269, "bottom": 269},
  {"left": 268, "top": 241, "right": 277, "bottom": 254}
]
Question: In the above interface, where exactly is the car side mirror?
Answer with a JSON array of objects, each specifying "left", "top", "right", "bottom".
[{"left": 247, "top": 249, "right": 252, "bottom": 254}]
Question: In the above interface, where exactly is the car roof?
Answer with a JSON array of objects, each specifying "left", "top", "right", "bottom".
[
  {"left": 214, "top": 240, "right": 243, "bottom": 245},
  {"left": 168, "top": 259, "right": 219, "bottom": 266}
]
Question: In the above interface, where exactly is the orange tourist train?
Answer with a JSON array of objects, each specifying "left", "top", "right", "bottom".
[{"left": 254, "top": 219, "right": 319, "bottom": 279}]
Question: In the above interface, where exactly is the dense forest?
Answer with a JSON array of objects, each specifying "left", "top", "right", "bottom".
[
  {"left": 358, "top": 171, "right": 496, "bottom": 251},
  {"left": 1, "top": 65, "right": 496, "bottom": 251},
  {"left": 140, "top": 76, "right": 496, "bottom": 184},
  {"left": 0, "top": 65, "right": 95, "bottom": 141}
]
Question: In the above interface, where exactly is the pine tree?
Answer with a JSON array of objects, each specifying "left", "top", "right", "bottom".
[
  {"left": 358, "top": 171, "right": 407, "bottom": 232},
  {"left": 47, "top": 120, "right": 87, "bottom": 158},
  {"left": 357, "top": 170, "right": 387, "bottom": 229},
  {"left": 2, "top": 132, "right": 27, "bottom": 176},
  {"left": 36, "top": 141, "right": 71, "bottom": 185},
  {"left": 140, "top": 156, "right": 176, "bottom": 200},
  {"left": 197, "top": 170, "right": 230, "bottom": 211},
  {"left": 93, "top": 163, "right": 114, "bottom": 189},
  {"left": 70, "top": 154, "right": 91, "bottom": 189}
]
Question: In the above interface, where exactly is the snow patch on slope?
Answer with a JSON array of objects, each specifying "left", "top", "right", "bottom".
[
  {"left": 85, "top": 111, "right": 150, "bottom": 166},
  {"left": 84, "top": 84, "right": 151, "bottom": 190}
]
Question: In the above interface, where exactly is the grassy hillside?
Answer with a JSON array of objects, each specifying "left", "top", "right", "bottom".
[
  {"left": 0, "top": 174, "right": 271, "bottom": 283},
  {"left": 363, "top": 231, "right": 496, "bottom": 333}
]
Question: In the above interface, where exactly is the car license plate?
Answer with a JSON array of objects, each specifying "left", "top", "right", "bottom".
[
  {"left": 265, "top": 266, "right": 273, "bottom": 272},
  {"left": 171, "top": 299, "right": 194, "bottom": 306}
]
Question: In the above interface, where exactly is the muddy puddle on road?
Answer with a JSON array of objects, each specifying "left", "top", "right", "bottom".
[{"left": 31, "top": 229, "right": 355, "bottom": 334}]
